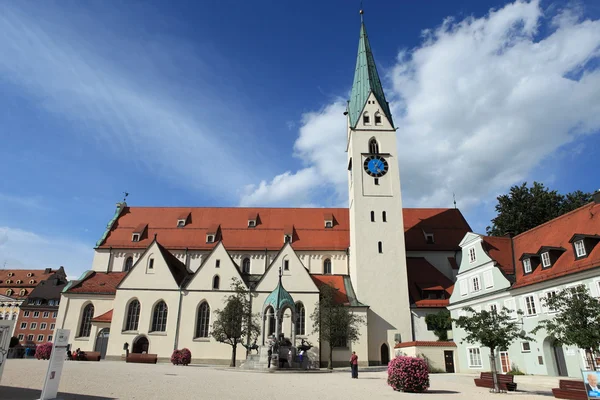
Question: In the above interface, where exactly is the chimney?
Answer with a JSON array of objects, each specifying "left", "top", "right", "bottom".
[{"left": 594, "top": 189, "right": 600, "bottom": 204}]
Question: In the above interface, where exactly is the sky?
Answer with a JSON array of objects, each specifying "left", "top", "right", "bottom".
[{"left": 0, "top": 0, "right": 599, "bottom": 278}]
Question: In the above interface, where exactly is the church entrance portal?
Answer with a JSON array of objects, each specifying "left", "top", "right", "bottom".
[
  {"left": 94, "top": 328, "right": 110, "bottom": 359},
  {"left": 132, "top": 336, "right": 149, "bottom": 354},
  {"left": 381, "top": 343, "right": 390, "bottom": 365}
]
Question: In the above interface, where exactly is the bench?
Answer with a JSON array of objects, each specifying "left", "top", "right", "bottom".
[
  {"left": 76, "top": 351, "right": 101, "bottom": 361},
  {"left": 474, "top": 372, "right": 517, "bottom": 391},
  {"left": 126, "top": 353, "right": 158, "bottom": 364},
  {"left": 552, "top": 379, "right": 587, "bottom": 400}
]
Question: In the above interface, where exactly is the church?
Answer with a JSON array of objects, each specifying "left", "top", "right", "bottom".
[{"left": 55, "top": 17, "right": 471, "bottom": 368}]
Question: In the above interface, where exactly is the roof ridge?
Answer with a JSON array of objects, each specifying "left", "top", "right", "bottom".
[{"left": 513, "top": 202, "right": 597, "bottom": 239}]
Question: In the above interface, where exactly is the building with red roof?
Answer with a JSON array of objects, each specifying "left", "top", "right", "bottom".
[
  {"left": 449, "top": 193, "right": 600, "bottom": 378},
  {"left": 55, "top": 18, "right": 471, "bottom": 369}
]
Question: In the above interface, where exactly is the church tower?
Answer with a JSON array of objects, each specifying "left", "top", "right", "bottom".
[{"left": 346, "top": 13, "right": 412, "bottom": 364}]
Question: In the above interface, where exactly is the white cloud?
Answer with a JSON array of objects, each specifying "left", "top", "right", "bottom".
[
  {"left": 0, "top": 227, "right": 92, "bottom": 278},
  {"left": 0, "top": 3, "right": 266, "bottom": 196},
  {"left": 241, "top": 0, "right": 600, "bottom": 211}
]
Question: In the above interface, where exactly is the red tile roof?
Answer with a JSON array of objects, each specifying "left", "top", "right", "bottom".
[
  {"left": 394, "top": 341, "right": 456, "bottom": 349},
  {"left": 406, "top": 258, "right": 454, "bottom": 308},
  {"left": 0, "top": 269, "right": 55, "bottom": 299},
  {"left": 97, "top": 207, "right": 470, "bottom": 252},
  {"left": 67, "top": 272, "right": 127, "bottom": 295},
  {"left": 91, "top": 309, "right": 113, "bottom": 323},
  {"left": 310, "top": 275, "right": 349, "bottom": 305},
  {"left": 482, "top": 236, "right": 515, "bottom": 275},
  {"left": 512, "top": 202, "right": 600, "bottom": 288}
]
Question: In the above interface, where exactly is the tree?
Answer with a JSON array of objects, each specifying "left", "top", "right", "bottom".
[
  {"left": 453, "top": 307, "right": 532, "bottom": 392},
  {"left": 211, "top": 278, "right": 260, "bottom": 367},
  {"left": 533, "top": 285, "right": 600, "bottom": 370},
  {"left": 310, "top": 283, "right": 365, "bottom": 369},
  {"left": 425, "top": 310, "right": 452, "bottom": 341},
  {"left": 486, "top": 182, "right": 593, "bottom": 236}
]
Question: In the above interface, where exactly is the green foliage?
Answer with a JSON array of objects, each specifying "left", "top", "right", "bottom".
[
  {"left": 310, "top": 283, "right": 365, "bottom": 369},
  {"left": 486, "top": 182, "right": 593, "bottom": 236},
  {"left": 454, "top": 306, "right": 532, "bottom": 391},
  {"left": 425, "top": 310, "right": 452, "bottom": 341},
  {"left": 211, "top": 278, "right": 260, "bottom": 367},
  {"left": 506, "top": 364, "right": 525, "bottom": 375},
  {"left": 533, "top": 285, "right": 600, "bottom": 368}
]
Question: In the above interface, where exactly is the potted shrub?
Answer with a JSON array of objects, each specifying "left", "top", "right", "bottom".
[
  {"left": 35, "top": 342, "right": 53, "bottom": 360},
  {"left": 387, "top": 356, "right": 430, "bottom": 393},
  {"left": 180, "top": 348, "right": 192, "bottom": 366},
  {"left": 171, "top": 349, "right": 182, "bottom": 365}
]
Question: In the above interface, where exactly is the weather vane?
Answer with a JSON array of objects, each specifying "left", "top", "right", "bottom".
[
  {"left": 123, "top": 192, "right": 129, "bottom": 202},
  {"left": 453, "top": 192, "right": 457, "bottom": 209}
]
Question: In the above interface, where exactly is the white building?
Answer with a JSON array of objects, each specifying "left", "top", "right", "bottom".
[
  {"left": 449, "top": 193, "right": 600, "bottom": 377},
  {"left": 55, "top": 18, "right": 471, "bottom": 367}
]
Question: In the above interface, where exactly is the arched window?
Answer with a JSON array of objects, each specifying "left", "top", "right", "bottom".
[
  {"left": 5, "top": 289, "right": 11, "bottom": 296},
  {"left": 382, "top": 211, "right": 387, "bottom": 222},
  {"left": 371, "top": 211, "right": 375, "bottom": 222},
  {"left": 369, "top": 138, "right": 379, "bottom": 154},
  {"left": 124, "top": 256, "right": 134, "bottom": 272},
  {"left": 295, "top": 302, "right": 306, "bottom": 335},
  {"left": 151, "top": 301, "right": 168, "bottom": 332},
  {"left": 378, "top": 241, "right": 383, "bottom": 253},
  {"left": 196, "top": 302, "right": 210, "bottom": 338},
  {"left": 266, "top": 306, "right": 275, "bottom": 336},
  {"left": 324, "top": 259, "right": 332, "bottom": 275},
  {"left": 125, "top": 299, "right": 140, "bottom": 331},
  {"left": 363, "top": 111, "right": 370, "bottom": 125},
  {"left": 78, "top": 304, "right": 94, "bottom": 337},
  {"left": 19, "top": 289, "right": 26, "bottom": 296},
  {"left": 242, "top": 258, "right": 250, "bottom": 274},
  {"left": 212, "top": 275, "right": 220, "bottom": 290},
  {"left": 374, "top": 112, "right": 382, "bottom": 125}
]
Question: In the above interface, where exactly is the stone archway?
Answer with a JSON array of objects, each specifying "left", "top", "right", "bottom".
[{"left": 132, "top": 335, "right": 149, "bottom": 354}]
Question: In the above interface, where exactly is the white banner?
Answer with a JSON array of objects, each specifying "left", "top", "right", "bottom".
[
  {"left": 0, "top": 320, "right": 15, "bottom": 385},
  {"left": 39, "top": 329, "right": 70, "bottom": 400}
]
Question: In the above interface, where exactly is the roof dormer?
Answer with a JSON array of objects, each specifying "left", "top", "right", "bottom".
[
  {"left": 569, "top": 234, "right": 600, "bottom": 260},
  {"left": 324, "top": 213, "right": 334, "bottom": 229},
  {"left": 132, "top": 223, "right": 148, "bottom": 242},
  {"left": 177, "top": 211, "right": 191, "bottom": 228},
  {"left": 206, "top": 224, "right": 220, "bottom": 244},
  {"left": 535, "top": 246, "right": 566, "bottom": 269},
  {"left": 284, "top": 225, "right": 294, "bottom": 244},
  {"left": 27, "top": 272, "right": 33, "bottom": 277},
  {"left": 248, "top": 212, "right": 259, "bottom": 228},
  {"left": 423, "top": 231, "right": 435, "bottom": 244},
  {"left": 519, "top": 253, "right": 540, "bottom": 275}
]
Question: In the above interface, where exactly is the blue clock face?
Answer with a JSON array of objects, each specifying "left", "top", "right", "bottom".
[{"left": 364, "top": 156, "right": 389, "bottom": 177}]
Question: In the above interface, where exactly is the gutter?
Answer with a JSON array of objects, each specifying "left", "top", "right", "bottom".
[{"left": 173, "top": 286, "right": 184, "bottom": 350}]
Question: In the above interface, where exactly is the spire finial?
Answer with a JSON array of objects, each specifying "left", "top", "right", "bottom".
[
  {"left": 453, "top": 193, "right": 457, "bottom": 209},
  {"left": 359, "top": 4, "right": 364, "bottom": 22}
]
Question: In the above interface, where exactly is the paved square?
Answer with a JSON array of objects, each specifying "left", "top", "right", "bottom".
[{"left": 1, "top": 359, "right": 558, "bottom": 399}]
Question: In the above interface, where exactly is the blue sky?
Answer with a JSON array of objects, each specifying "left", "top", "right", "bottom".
[{"left": 1, "top": 0, "right": 599, "bottom": 277}]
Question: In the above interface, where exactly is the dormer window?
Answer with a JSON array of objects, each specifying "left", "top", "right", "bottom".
[
  {"left": 468, "top": 247, "right": 476, "bottom": 263},
  {"left": 248, "top": 220, "right": 256, "bottom": 228},
  {"left": 284, "top": 225, "right": 293, "bottom": 244},
  {"left": 324, "top": 213, "right": 334, "bottom": 228},
  {"left": 425, "top": 233, "right": 434, "bottom": 244},
  {"left": 374, "top": 112, "right": 382, "bottom": 125},
  {"left": 284, "top": 235, "right": 292, "bottom": 244},
  {"left": 325, "top": 221, "right": 333, "bottom": 228},
  {"left": 20, "top": 289, "right": 26, "bottom": 296},
  {"left": 27, "top": 272, "right": 33, "bottom": 277},
  {"left": 523, "top": 258, "right": 532, "bottom": 274},
  {"left": 7, "top": 272, "right": 13, "bottom": 277},
  {"left": 575, "top": 240, "right": 586, "bottom": 257},
  {"left": 206, "top": 235, "right": 215, "bottom": 243},
  {"left": 132, "top": 223, "right": 148, "bottom": 242},
  {"left": 177, "top": 211, "right": 190, "bottom": 227},
  {"left": 177, "top": 219, "right": 186, "bottom": 228},
  {"left": 16, "top": 280, "right": 22, "bottom": 284},
  {"left": 5, "top": 279, "right": 11, "bottom": 284},
  {"left": 541, "top": 252, "right": 551, "bottom": 268},
  {"left": 29, "top": 279, "right": 35, "bottom": 284},
  {"left": 132, "top": 233, "right": 140, "bottom": 242},
  {"left": 363, "top": 111, "right": 370, "bottom": 125}
]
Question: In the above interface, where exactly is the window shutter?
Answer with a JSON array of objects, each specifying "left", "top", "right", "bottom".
[
  {"left": 589, "top": 282, "right": 600, "bottom": 298},
  {"left": 504, "top": 299, "right": 516, "bottom": 320},
  {"left": 460, "top": 279, "right": 468, "bottom": 296},
  {"left": 483, "top": 270, "right": 493, "bottom": 289}
]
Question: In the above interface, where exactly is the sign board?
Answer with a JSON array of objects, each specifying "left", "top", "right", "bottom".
[
  {"left": 39, "top": 329, "right": 70, "bottom": 400},
  {"left": 0, "top": 320, "right": 15, "bottom": 385},
  {"left": 581, "top": 370, "right": 600, "bottom": 399}
]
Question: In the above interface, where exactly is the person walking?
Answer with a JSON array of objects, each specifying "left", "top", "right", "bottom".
[
  {"left": 267, "top": 347, "right": 272, "bottom": 368},
  {"left": 350, "top": 351, "right": 358, "bottom": 379}
]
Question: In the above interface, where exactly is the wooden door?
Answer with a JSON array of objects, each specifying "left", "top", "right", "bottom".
[
  {"left": 500, "top": 351, "right": 510, "bottom": 373},
  {"left": 444, "top": 350, "right": 455, "bottom": 373}
]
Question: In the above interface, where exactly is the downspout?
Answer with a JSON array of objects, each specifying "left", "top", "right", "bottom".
[
  {"left": 60, "top": 296, "right": 70, "bottom": 330},
  {"left": 174, "top": 286, "right": 184, "bottom": 351},
  {"left": 106, "top": 247, "right": 113, "bottom": 273},
  {"left": 410, "top": 310, "right": 416, "bottom": 341},
  {"left": 265, "top": 248, "right": 268, "bottom": 272}
]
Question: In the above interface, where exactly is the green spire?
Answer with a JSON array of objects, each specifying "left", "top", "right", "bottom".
[
  {"left": 348, "top": 21, "right": 393, "bottom": 129},
  {"left": 263, "top": 268, "right": 295, "bottom": 312}
]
